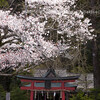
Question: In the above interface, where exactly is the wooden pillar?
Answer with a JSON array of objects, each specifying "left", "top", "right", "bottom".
[
  {"left": 62, "top": 91, "right": 65, "bottom": 100},
  {"left": 30, "top": 91, "right": 34, "bottom": 100},
  {"left": 30, "top": 82, "right": 34, "bottom": 100},
  {"left": 62, "top": 82, "right": 65, "bottom": 100}
]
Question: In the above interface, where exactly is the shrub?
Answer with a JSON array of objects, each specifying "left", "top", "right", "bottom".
[{"left": 70, "top": 91, "right": 92, "bottom": 100}]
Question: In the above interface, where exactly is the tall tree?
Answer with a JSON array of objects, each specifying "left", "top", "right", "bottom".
[
  {"left": 0, "top": 1, "right": 94, "bottom": 99},
  {"left": 76, "top": 0, "right": 100, "bottom": 88},
  {"left": 0, "top": 0, "right": 93, "bottom": 72}
]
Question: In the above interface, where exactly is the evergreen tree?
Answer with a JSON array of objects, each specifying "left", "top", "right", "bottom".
[{"left": 76, "top": 0, "right": 100, "bottom": 88}]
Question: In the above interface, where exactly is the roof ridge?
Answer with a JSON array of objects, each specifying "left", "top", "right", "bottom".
[{"left": 43, "top": 68, "right": 59, "bottom": 78}]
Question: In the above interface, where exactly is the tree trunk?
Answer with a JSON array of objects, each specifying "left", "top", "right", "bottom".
[
  {"left": 92, "top": 37, "right": 100, "bottom": 88},
  {"left": 90, "top": 0, "right": 100, "bottom": 89},
  {"left": 6, "top": 92, "right": 10, "bottom": 100}
]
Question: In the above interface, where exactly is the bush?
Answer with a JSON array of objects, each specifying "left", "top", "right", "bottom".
[
  {"left": 11, "top": 87, "right": 30, "bottom": 100},
  {"left": 70, "top": 91, "right": 92, "bottom": 100},
  {"left": 0, "top": 84, "right": 6, "bottom": 100},
  {"left": 0, "top": 0, "right": 9, "bottom": 8},
  {"left": 89, "top": 88, "right": 100, "bottom": 100}
]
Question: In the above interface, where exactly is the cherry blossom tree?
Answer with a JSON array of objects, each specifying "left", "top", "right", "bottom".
[
  {"left": 0, "top": 0, "right": 93, "bottom": 74},
  {"left": 0, "top": 0, "right": 94, "bottom": 100}
]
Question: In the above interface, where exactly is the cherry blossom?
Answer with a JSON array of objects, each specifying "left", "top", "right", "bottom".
[{"left": 0, "top": 0, "right": 93, "bottom": 72}]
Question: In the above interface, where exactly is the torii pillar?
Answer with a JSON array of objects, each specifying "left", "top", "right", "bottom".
[
  {"left": 62, "top": 82, "right": 65, "bottom": 100},
  {"left": 30, "top": 91, "right": 34, "bottom": 100}
]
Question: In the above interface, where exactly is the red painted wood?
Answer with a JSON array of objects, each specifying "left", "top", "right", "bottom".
[
  {"left": 20, "top": 79, "right": 76, "bottom": 92},
  {"left": 21, "top": 87, "right": 32, "bottom": 90},
  {"left": 20, "top": 79, "right": 75, "bottom": 83},
  {"left": 61, "top": 82, "right": 65, "bottom": 100},
  {"left": 32, "top": 82, "right": 34, "bottom": 89},
  {"left": 64, "top": 87, "right": 75, "bottom": 90},
  {"left": 34, "top": 87, "right": 44, "bottom": 89},
  {"left": 19, "top": 78, "right": 77, "bottom": 100},
  {"left": 21, "top": 79, "right": 33, "bottom": 82},
  {"left": 61, "top": 81, "right": 64, "bottom": 89},
  {"left": 51, "top": 87, "right": 62, "bottom": 90},
  {"left": 33, "top": 87, "right": 62, "bottom": 90},
  {"left": 62, "top": 91, "right": 65, "bottom": 100},
  {"left": 21, "top": 87, "right": 75, "bottom": 91},
  {"left": 30, "top": 91, "right": 34, "bottom": 100},
  {"left": 34, "top": 80, "right": 44, "bottom": 82}
]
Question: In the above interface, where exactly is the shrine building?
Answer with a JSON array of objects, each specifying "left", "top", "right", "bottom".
[{"left": 17, "top": 68, "right": 79, "bottom": 100}]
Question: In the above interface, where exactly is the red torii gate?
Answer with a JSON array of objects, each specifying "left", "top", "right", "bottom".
[{"left": 17, "top": 68, "right": 79, "bottom": 100}]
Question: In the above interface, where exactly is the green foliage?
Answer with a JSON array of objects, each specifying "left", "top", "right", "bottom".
[
  {"left": 89, "top": 88, "right": 100, "bottom": 100},
  {"left": 70, "top": 89, "right": 100, "bottom": 100},
  {"left": 0, "top": 0, "right": 9, "bottom": 8},
  {"left": 0, "top": 75, "right": 30, "bottom": 100},
  {"left": 70, "top": 91, "right": 92, "bottom": 100},
  {"left": 11, "top": 87, "right": 29, "bottom": 100},
  {"left": 0, "top": 78, "right": 29, "bottom": 100},
  {"left": 0, "top": 85, "right": 6, "bottom": 100}
]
